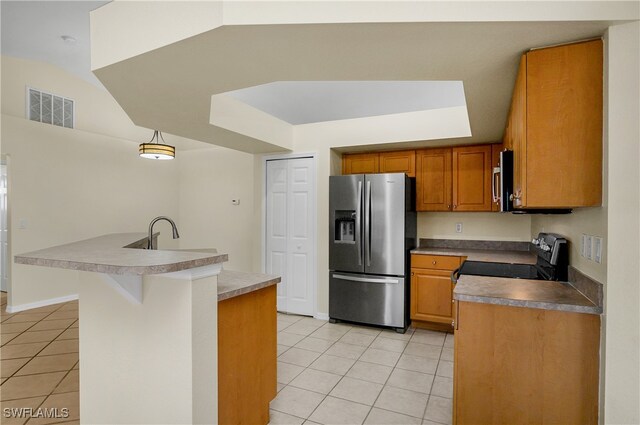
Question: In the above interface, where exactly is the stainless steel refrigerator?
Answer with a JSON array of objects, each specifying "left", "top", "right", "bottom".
[{"left": 329, "top": 173, "right": 416, "bottom": 332}]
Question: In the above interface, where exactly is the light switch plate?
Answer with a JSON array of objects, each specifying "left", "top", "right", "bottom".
[
  {"left": 231, "top": 199, "right": 240, "bottom": 205},
  {"left": 594, "top": 237, "right": 603, "bottom": 263},
  {"left": 585, "top": 235, "right": 593, "bottom": 260}
]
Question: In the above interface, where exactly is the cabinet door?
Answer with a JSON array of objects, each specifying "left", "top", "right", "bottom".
[
  {"left": 511, "top": 54, "right": 528, "bottom": 208},
  {"left": 416, "top": 148, "right": 452, "bottom": 211},
  {"left": 525, "top": 39, "right": 603, "bottom": 208},
  {"left": 452, "top": 145, "right": 492, "bottom": 212},
  {"left": 379, "top": 150, "right": 416, "bottom": 177},
  {"left": 454, "top": 301, "right": 600, "bottom": 425},
  {"left": 491, "top": 144, "right": 503, "bottom": 212},
  {"left": 410, "top": 268, "right": 454, "bottom": 324},
  {"left": 342, "top": 153, "right": 379, "bottom": 175}
]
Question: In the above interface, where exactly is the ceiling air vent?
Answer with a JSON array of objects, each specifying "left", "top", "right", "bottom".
[{"left": 26, "top": 87, "right": 74, "bottom": 129}]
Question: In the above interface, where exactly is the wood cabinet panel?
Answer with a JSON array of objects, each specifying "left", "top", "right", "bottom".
[
  {"left": 218, "top": 285, "right": 277, "bottom": 425},
  {"left": 525, "top": 39, "right": 603, "bottom": 207},
  {"left": 410, "top": 254, "right": 463, "bottom": 328},
  {"left": 454, "top": 301, "right": 600, "bottom": 425},
  {"left": 512, "top": 54, "right": 528, "bottom": 208},
  {"left": 508, "top": 40, "right": 603, "bottom": 208},
  {"left": 342, "top": 153, "right": 379, "bottom": 174},
  {"left": 411, "top": 268, "right": 455, "bottom": 324},
  {"left": 416, "top": 148, "right": 452, "bottom": 211},
  {"left": 452, "top": 145, "right": 492, "bottom": 212},
  {"left": 379, "top": 150, "right": 416, "bottom": 177},
  {"left": 412, "top": 254, "right": 462, "bottom": 271}
]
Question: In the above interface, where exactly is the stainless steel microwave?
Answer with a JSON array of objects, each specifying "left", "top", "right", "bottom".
[{"left": 492, "top": 150, "right": 514, "bottom": 212}]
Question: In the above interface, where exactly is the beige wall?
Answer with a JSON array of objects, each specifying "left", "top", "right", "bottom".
[
  {"left": 603, "top": 21, "right": 639, "bottom": 425},
  {"left": 177, "top": 147, "right": 256, "bottom": 272},
  {"left": 418, "top": 212, "right": 531, "bottom": 241},
  {"left": 1, "top": 55, "right": 260, "bottom": 310},
  {"left": 2, "top": 115, "right": 180, "bottom": 309},
  {"left": 530, "top": 208, "right": 607, "bottom": 283}
]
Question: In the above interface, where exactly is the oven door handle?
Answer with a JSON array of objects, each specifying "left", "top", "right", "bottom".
[{"left": 451, "top": 266, "right": 462, "bottom": 284}]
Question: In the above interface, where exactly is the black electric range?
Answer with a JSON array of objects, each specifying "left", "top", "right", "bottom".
[{"left": 453, "top": 233, "right": 569, "bottom": 282}]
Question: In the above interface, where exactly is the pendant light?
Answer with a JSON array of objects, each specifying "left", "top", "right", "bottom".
[{"left": 139, "top": 130, "right": 175, "bottom": 160}]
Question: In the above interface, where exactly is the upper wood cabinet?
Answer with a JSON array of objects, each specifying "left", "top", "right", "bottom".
[
  {"left": 416, "top": 148, "right": 452, "bottom": 211},
  {"left": 452, "top": 145, "right": 492, "bottom": 212},
  {"left": 343, "top": 150, "right": 416, "bottom": 176},
  {"left": 379, "top": 150, "right": 416, "bottom": 177},
  {"left": 342, "top": 153, "right": 379, "bottom": 175},
  {"left": 507, "top": 39, "right": 603, "bottom": 208},
  {"left": 417, "top": 145, "right": 497, "bottom": 212}
]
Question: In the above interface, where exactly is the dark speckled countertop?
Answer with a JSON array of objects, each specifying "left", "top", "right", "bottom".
[
  {"left": 411, "top": 247, "right": 537, "bottom": 265},
  {"left": 454, "top": 276, "right": 600, "bottom": 314},
  {"left": 411, "top": 242, "right": 601, "bottom": 315}
]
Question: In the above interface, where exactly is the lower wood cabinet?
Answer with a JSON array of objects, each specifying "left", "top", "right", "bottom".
[
  {"left": 410, "top": 254, "right": 463, "bottom": 330},
  {"left": 218, "top": 285, "right": 277, "bottom": 425},
  {"left": 453, "top": 301, "right": 600, "bottom": 425}
]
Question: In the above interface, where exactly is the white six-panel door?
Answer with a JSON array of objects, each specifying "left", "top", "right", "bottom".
[{"left": 266, "top": 157, "right": 315, "bottom": 316}]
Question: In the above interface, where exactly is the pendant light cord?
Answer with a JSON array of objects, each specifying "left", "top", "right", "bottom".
[{"left": 148, "top": 130, "right": 167, "bottom": 145}]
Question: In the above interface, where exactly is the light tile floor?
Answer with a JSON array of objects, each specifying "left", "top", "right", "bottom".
[
  {"left": 271, "top": 313, "right": 453, "bottom": 425},
  {"left": 0, "top": 293, "right": 453, "bottom": 425},
  {"left": 0, "top": 292, "right": 79, "bottom": 425}
]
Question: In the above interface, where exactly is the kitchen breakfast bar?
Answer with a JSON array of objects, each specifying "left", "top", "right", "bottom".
[{"left": 14, "top": 233, "right": 279, "bottom": 424}]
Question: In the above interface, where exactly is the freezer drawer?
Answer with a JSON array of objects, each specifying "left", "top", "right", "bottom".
[{"left": 329, "top": 272, "right": 407, "bottom": 329}]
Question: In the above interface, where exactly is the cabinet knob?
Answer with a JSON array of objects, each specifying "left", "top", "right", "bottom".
[
  {"left": 432, "top": 261, "right": 437, "bottom": 265},
  {"left": 411, "top": 272, "right": 414, "bottom": 276},
  {"left": 447, "top": 204, "right": 451, "bottom": 209},
  {"left": 453, "top": 204, "right": 457, "bottom": 209}
]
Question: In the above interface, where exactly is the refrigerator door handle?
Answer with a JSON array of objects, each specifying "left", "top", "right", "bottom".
[
  {"left": 364, "top": 180, "right": 372, "bottom": 267},
  {"left": 355, "top": 181, "right": 362, "bottom": 266},
  {"left": 332, "top": 274, "right": 400, "bottom": 284}
]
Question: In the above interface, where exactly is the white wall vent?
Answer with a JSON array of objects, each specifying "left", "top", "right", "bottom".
[{"left": 26, "top": 87, "right": 74, "bottom": 129}]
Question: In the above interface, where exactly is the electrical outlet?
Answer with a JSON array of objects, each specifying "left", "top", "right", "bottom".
[
  {"left": 594, "top": 237, "right": 603, "bottom": 263},
  {"left": 455, "top": 223, "right": 463, "bottom": 233}
]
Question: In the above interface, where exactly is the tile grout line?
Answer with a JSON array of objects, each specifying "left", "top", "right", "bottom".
[
  {"left": 303, "top": 322, "right": 381, "bottom": 422},
  {"left": 3, "top": 320, "right": 79, "bottom": 382},
  {"left": 1, "top": 301, "right": 79, "bottom": 409}
]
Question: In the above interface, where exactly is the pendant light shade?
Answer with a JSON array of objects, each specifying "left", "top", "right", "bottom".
[{"left": 139, "top": 130, "right": 175, "bottom": 160}]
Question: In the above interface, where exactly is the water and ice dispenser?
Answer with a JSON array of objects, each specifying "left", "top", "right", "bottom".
[{"left": 334, "top": 210, "right": 356, "bottom": 243}]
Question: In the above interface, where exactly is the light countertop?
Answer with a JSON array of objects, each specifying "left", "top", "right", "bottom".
[
  {"left": 217, "top": 270, "right": 280, "bottom": 301},
  {"left": 14, "top": 233, "right": 228, "bottom": 275}
]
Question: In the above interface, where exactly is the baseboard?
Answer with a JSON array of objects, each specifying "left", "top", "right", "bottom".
[
  {"left": 314, "top": 312, "right": 329, "bottom": 321},
  {"left": 6, "top": 294, "right": 79, "bottom": 313}
]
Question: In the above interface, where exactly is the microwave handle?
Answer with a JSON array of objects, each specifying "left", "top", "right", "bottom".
[{"left": 492, "top": 166, "right": 501, "bottom": 203}]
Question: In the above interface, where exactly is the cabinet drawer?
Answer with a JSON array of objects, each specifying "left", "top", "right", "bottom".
[{"left": 411, "top": 254, "right": 461, "bottom": 270}]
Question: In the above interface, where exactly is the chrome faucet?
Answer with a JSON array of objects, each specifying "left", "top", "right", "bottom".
[{"left": 147, "top": 216, "right": 180, "bottom": 249}]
